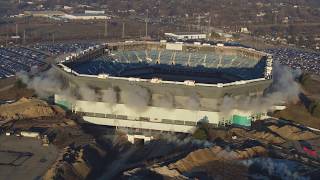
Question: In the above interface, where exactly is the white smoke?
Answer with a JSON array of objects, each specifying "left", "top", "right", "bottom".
[
  {"left": 17, "top": 69, "right": 151, "bottom": 110},
  {"left": 186, "top": 93, "right": 201, "bottom": 110},
  {"left": 241, "top": 158, "right": 309, "bottom": 180},
  {"left": 219, "top": 61, "right": 302, "bottom": 118},
  {"left": 16, "top": 61, "right": 301, "bottom": 118},
  {"left": 78, "top": 84, "right": 98, "bottom": 101},
  {"left": 16, "top": 68, "right": 65, "bottom": 98},
  {"left": 159, "top": 134, "right": 213, "bottom": 148},
  {"left": 101, "top": 89, "right": 117, "bottom": 104},
  {"left": 16, "top": 69, "right": 118, "bottom": 105},
  {"left": 120, "top": 85, "right": 151, "bottom": 110},
  {"left": 152, "top": 93, "right": 175, "bottom": 109}
]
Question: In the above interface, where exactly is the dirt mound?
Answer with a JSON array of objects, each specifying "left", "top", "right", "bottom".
[
  {"left": 268, "top": 124, "right": 318, "bottom": 140},
  {"left": 166, "top": 145, "right": 266, "bottom": 173},
  {"left": 230, "top": 128, "right": 286, "bottom": 144},
  {"left": 0, "top": 98, "right": 56, "bottom": 121},
  {"left": 150, "top": 166, "right": 181, "bottom": 178}
]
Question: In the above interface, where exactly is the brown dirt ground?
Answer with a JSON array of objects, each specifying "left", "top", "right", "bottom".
[
  {"left": 273, "top": 102, "right": 320, "bottom": 129},
  {"left": 0, "top": 85, "right": 35, "bottom": 100}
]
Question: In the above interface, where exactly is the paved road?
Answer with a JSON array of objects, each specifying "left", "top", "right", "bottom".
[{"left": 0, "top": 84, "right": 14, "bottom": 92}]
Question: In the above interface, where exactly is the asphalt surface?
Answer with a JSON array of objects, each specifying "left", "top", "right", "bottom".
[{"left": 0, "top": 135, "right": 58, "bottom": 180}]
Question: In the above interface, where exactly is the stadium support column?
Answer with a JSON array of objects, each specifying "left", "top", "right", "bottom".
[
  {"left": 187, "top": 53, "right": 191, "bottom": 66},
  {"left": 171, "top": 52, "right": 176, "bottom": 65},
  {"left": 156, "top": 51, "right": 161, "bottom": 64}
]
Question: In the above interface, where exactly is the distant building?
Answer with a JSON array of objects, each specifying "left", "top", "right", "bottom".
[
  {"left": 164, "top": 32, "right": 207, "bottom": 41},
  {"left": 84, "top": 10, "right": 105, "bottom": 15},
  {"left": 24, "top": 11, "right": 66, "bottom": 17},
  {"left": 62, "top": 14, "right": 110, "bottom": 20},
  {"left": 256, "top": 12, "right": 266, "bottom": 17},
  {"left": 240, "top": 27, "right": 250, "bottom": 34},
  {"left": 63, "top": 6, "right": 73, "bottom": 10},
  {"left": 282, "top": 17, "right": 289, "bottom": 24},
  {"left": 23, "top": 10, "right": 110, "bottom": 20}
]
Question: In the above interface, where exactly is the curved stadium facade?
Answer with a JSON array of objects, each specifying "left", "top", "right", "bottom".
[{"left": 54, "top": 41, "right": 273, "bottom": 140}]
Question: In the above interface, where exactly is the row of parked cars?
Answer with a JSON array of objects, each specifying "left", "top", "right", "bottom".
[
  {"left": 0, "top": 47, "right": 48, "bottom": 78},
  {"left": 32, "top": 42, "right": 97, "bottom": 55},
  {"left": 266, "top": 48, "right": 320, "bottom": 75}
]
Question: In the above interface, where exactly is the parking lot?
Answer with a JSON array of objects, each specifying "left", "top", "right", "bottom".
[
  {"left": 266, "top": 48, "right": 320, "bottom": 75},
  {"left": 0, "top": 135, "right": 58, "bottom": 180},
  {"left": 0, "top": 47, "right": 49, "bottom": 79},
  {"left": 32, "top": 42, "right": 97, "bottom": 55}
]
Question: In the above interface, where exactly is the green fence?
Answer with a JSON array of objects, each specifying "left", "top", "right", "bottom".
[
  {"left": 231, "top": 115, "right": 251, "bottom": 127},
  {"left": 55, "top": 100, "right": 72, "bottom": 110}
]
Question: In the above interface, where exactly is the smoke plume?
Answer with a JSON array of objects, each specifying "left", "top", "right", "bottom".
[
  {"left": 219, "top": 61, "right": 302, "bottom": 117},
  {"left": 186, "top": 93, "right": 201, "bottom": 110},
  {"left": 16, "top": 69, "right": 117, "bottom": 105},
  {"left": 16, "top": 61, "right": 301, "bottom": 118},
  {"left": 16, "top": 68, "right": 65, "bottom": 98},
  {"left": 120, "top": 85, "right": 151, "bottom": 111},
  {"left": 241, "top": 158, "right": 309, "bottom": 180},
  {"left": 152, "top": 93, "right": 175, "bottom": 109}
]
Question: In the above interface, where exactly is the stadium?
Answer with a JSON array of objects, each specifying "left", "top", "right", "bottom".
[{"left": 53, "top": 41, "right": 273, "bottom": 142}]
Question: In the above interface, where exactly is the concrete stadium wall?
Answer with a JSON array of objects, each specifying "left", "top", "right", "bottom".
[
  {"left": 53, "top": 65, "right": 272, "bottom": 112},
  {"left": 55, "top": 95, "right": 221, "bottom": 133}
]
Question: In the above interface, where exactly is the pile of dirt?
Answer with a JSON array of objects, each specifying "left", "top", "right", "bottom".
[
  {"left": 0, "top": 98, "right": 57, "bottom": 121},
  {"left": 46, "top": 125, "right": 95, "bottom": 148},
  {"left": 150, "top": 160, "right": 249, "bottom": 179},
  {"left": 273, "top": 102, "right": 320, "bottom": 129},
  {"left": 150, "top": 166, "right": 181, "bottom": 178},
  {"left": 268, "top": 124, "right": 318, "bottom": 140},
  {"left": 0, "top": 82, "right": 35, "bottom": 101},
  {"left": 230, "top": 128, "right": 286, "bottom": 144}
]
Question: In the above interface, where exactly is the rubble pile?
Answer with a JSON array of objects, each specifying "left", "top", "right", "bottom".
[{"left": 44, "top": 144, "right": 106, "bottom": 180}]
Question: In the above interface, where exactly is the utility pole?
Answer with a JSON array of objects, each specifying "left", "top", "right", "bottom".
[
  {"left": 197, "top": 14, "right": 202, "bottom": 32},
  {"left": 52, "top": 33, "right": 55, "bottom": 44},
  {"left": 5, "top": 33, "right": 8, "bottom": 47},
  {"left": 208, "top": 16, "right": 211, "bottom": 33},
  {"left": 23, "top": 30, "right": 26, "bottom": 44},
  {"left": 145, "top": 9, "right": 149, "bottom": 38},
  {"left": 104, "top": 19, "right": 108, "bottom": 37},
  {"left": 15, "top": 23, "right": 18, "bottom": 36},
  {"left": 15, "top": 24, "right": 18, "bottom": 44},
  {"left": 122, "top": 21, "right": 125, "bottom": 39}
]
